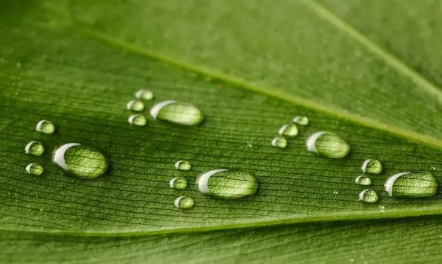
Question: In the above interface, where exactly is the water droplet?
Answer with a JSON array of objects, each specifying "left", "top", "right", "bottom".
[
  {"left": 355, "top": 175, "right": 372, "bottom": 186},
  {"left": 361, "top": 159, "right": 382, "bottom": 174},
  {"left": 36, "top": 120, "right": 55, "bottom": 134},
  {"left": 197, "top": 169, "right": 259, "bottom": 199},
  {"left": 127, "top": 100, "right": 145, "bottom": 112},
  {"left": 384, "top": 172, "right": 438, "bottom": 198},
  {"left": 358, "top": 189, "right": 378, "bottom": 203},
  {"left": 150, "top": 100, "right": 204, "bottom": 126},
  {"left": 306, "top": 132, "right": 351, "bottom": 158},
  {"left": 26, "top": 163, "right": 43, "bottom": 176},
  {"left": 271, "top": 136, "right": 288, "bottom": 148},
  {"left": 174, "top": 196, "right": 194, "bottom": 209},
  {"left": 128, "top": 115, "right": 147, "bottom": 126},
  {"left": 135, "top": 89, "right": 154, "bottom": 100},
  {"left": 169, "top": 177, "right": 188, "bottom": 190},
  {"left": 292, "top": 116, "right": 309, "bottom": 125},
  {"left": 278, "top": 124, "right": 298, "bottom": 137},
  {"left": 52, "top": 143, "right": 108, "bottom": 179},
  {"left": 25, "top": 141, "right": 44, "bottom": 156},
  {"left": 174, "top": 160, "right": 192, "bottom": 171}
]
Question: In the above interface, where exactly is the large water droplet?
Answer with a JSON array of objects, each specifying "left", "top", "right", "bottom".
[
  {"left": 292, "top": 116, "right": 309, "bottom": 125},
  {"left": 384, "top": 172, "right": 438, "bottom": 198},
  {"left": 359, "top": 189, "right": 378, "bottom": 203},
  {"left": 26, "top": 163, "right": 43, "bottom": 176},
  {"left": 135, "top": 89, "right": 154, "bottom": 101},
  {"left": 278, "top": 124, "right": 298, "bottom": 137},
  {"left": 306, "top": 132, "right": 350, "bottom": 158},
  {"left": 355, "top": 175, "right": 372, "bottom": 186},
  {"left": 271, "top": 136, "right": 288, "bottom": 148},
  {"left": 128, "top": 115, "right": 147, "bottom": 126},
  {"left": 52, "top": 143, "right": 108, "bottom": 179},
  {"left": 361, "top": 159, "right": 382, "bottom": 174},
  {"left": 175, "top": 160, "right": 192, "bottom": 171},
  {"left": 174, "top": 196, "right": 195, "bottom": 209},
  {"left": 150, "top": 100, "right": 204, "bottom": 126},
  {"left": 197, "top": 169, "right": 259, "bottom": 199},
  {"left": 169, "top": 177, "right": 188, "bottom": 190},
  {"left": 36, "top": 120, "right": 55, "bottom": 134},
  {"left": 127, "top": 100, "right": 145, "bottom": 112},
  {"left": 25, "top": 141, "right": 44, "bottom": 156}
]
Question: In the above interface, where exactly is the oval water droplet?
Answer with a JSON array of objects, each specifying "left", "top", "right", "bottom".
[
  {"left": 169, "top": 177, "right": 188, "bottom": 190},
  {"left": 52, "top": 143, "right": 108, "bottom": 179},
  {"left": 197, "top": 169, "right": 259, "bottom": 199},
  {"left": 384, "top": 172, "right": 438, "bottom": 198},
  {"left": 36, "top": 120, "right": 55, "bottom": 134},
  {"left": 26, "top": 163, "right": 43, "bottom": 176},
  {"left": 135, "top": 89, "right": 154, "bottom": 101},
  {"left": 175, "top": 160, "right": 192, "bottom": 171},
  {"left": 359, "top": 189, "right": 378, "bottom": 203},
  {"left": 306, "top": 132, "right": 351, "bottom": 158},
  {"left": 150, "top": 100, "right": 204, "bottom": 126},
  {"left": 292, "top": 116, "right": 309, "bottom": 125},
  {"left": 25, "top": 141, "right": 44, "bottom": 156},
  {"left": 271, "top": 136, "right": 288, "bottom": 148},
  {"left": 127, "top": 100, "right": 145, "bottom": 112},
  {"left": 278, "top": 124, "right": 298, "bottom": 137},
  {"left": 174, "top": 196, "right": 194, "bottom": 209},
  {"left": 128, "top": 115, "right": 147, "bottom": 126},
  {"left": 361, "top": 159, "right": 382, "bottom": 174},
  {"left": 355, "top": 175, "right": 372, "bottom": 186}
]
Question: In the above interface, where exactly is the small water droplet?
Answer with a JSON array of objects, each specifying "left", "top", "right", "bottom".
[
  {"left": 292, "top": 116, "right": 309, "bottom": 125},
  {"left": 174, "top": 160, "right": 192, "bottom": 171},
  {"left": 197, "top": 169, "right": 259, "bottom": 199},
  {"left": 25, "top": 141, "right": 44, "bottom": 156},
  {"left": 36, "top": 120, "right": 55, "bottom": 134},
  {"left": 306, "top": 132, "right": 351, "bottom": 158},
  {"left": 26, "top": 163, "right": 43, "bottom": 176},
  {"left": 359, "top": 189, "right": 378, "bottom": 203},
  {"left": 278, "top": 124, "right": 298, "bottom": 137},
  {"left": 174, "top": 196, "right": 194, "bottom": 209},
  {"left": 169, "top": 177, "right": 188, "bottom": 190},
  {"left": 150, "top": 100, "right": 204, "bottom": 126},
  {"left": 355, "top": 175, "right": 372, "bottom": 186},
  {"left": 135, "top": 89, "right": 154, "bottom": 100},
  {"left": 127, "top": 100, "right": 145, "bottom": 112},
  {"left": 52, "top": 143, "right": 108, "bottom": 179},
  {"left": 272, "top": 136, "right": 288, "bottom": 148},
  {"left": 361, "top": 159, "right": 382, "bottom": 174},
  {"left": 384, "top": 172, "right": 438, "bottom": 198},
  {"left": 128, "top": 115, "right": 147, "bottom": 126}
]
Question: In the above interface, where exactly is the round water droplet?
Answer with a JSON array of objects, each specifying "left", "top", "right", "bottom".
[
  {"left": 150, "top": 100, "right": 204, "bottom": 126},
  {"left": 36, "top": 120, "right": 55, "bottom": 134},
  {"left": 25, "top": 141, "right": 44, "bottom": 156},
  {"left": 52, "top": 143, "right": 108, "bottom": 179},
  {"left": 26, "top": 163, "right": 43, "bottom": 176},
  {"left": 355, "top": 175, "right": 372, "bottom": 186},
  {"left": 384, "top": 172, "right": 438, "bottom": 198},
  {"left": 128, "top": 115, "right": 147, "bottom": 126},
  {"left": 292, "top": 116, "right": 309, "bottom": 125},
  {"left": 359, "top": 189, "right": 378, "bottom": 203},
  {"left": 135, "top": 89, "right": 154, "bottom": 100},
  {"left": 127, "top": 100, "right": 145, "bottom": 112},
  {"left": 169, "top": 177, "right": 188, "bottom": 190},
  {"left": 272, "top": 136, "right": 288, "bottom": 148},
  {"left": 306, "top": 132, "right": 351, "bottom": 158},
  {"left": 278, "top": 124, "right": 298, "bottom": 137},
  {"left": 361, "top": 159, "right": 382, "bottom": 174},
  {"left": 174, "top": 196, "right": 194, "bottom": 209},
  {"left": 197, "top": 169, "right": 259, "bottom": 199},
  {"left": 175, "top": 160, "right": 192, "bottom": 171}
]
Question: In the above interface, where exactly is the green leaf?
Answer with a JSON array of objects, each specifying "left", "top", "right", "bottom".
[{"left": 1, "top": 0, "right": 442, "bottom": 262}]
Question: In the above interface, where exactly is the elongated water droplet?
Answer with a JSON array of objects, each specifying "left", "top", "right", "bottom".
[
  {"left": 175, "top": 160, "right": 192, "bottom": 171},
  {"left": 278, "top": 124, "right": 298, "bottom": 137},
  {"left": 174, "top": 196, "right": 194, "bottom": 209},
  {"left": 135, "top": 89, "right": 154, "bottom": 100},
  {"left": 150, "top": 100, "right": 204, "bottom": 126},
  {"left": 306, "top": 132, "right": 350, "bottom": 158},
  {"left": 197, "top": 169, "right": 259, "bottom": 199},
  {"left": 359, "top": 189, "right": 378, "bottom": 203},
  {"left": 128, "top": 115, "right": 147, "bottom": 126},
  {"left": 385, "top": 172, "right": 438, "bottom": 198},
  {"left": 355, "top": 175, "right": 372, "bottom": 186},
  {"left": 36, "top": 120, "right": 55, "bottom": 134},
  {"left": 272, "top": 136, "right": 288, "bottom": 148},
  {"left": 25, "top": 141, "right": 44, "bottom": 156},
  {"left": 26, "top": 163, "right": 43, "bottom": 176},
  {"left": 169, "top": 177, "right": 188, "bottom": 190},
  {"left": 127, "top": 100, "right": 145, "bottom": 112},
  {"left": 361, "top": 159, "right": 382, "bottom": 174},
  {"left": 292, "top": 116, "right": 309, "bottom": 125},
  {"left": 52, "top": 143, "right": 108, "bottom": 179}
]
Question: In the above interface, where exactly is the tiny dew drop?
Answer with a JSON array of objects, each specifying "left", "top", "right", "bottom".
[
  {"left": 36, "top": 120, "right": 55, "bottom": 134},
  {"left": 292, "top": 116, "right": 309, "bottom": 125},
  {"left": 52, "top": 143, "right": 108, "bottom": 179},
  {"left": 26, "top": 163, "right": 43, "bottom": 176},
  {"left": 361, "top": 159, "right": 383, "bottom": 174},
  {"left": 306, "top": 132, "right": 350, "bottom": 158},
  {"left": 385, "top": 172, "right": 438, "bottom": 198},
  {"left": 197, "top": 169, "right": 259, "bottom": 199},
  {"left": 174, "top": 196, "right": 194, "bottom": 209},
  {"left": 25, "top": 141, "right": 44, "bottom": 156},
  {"left": 128, "top": 115, "right": 147, "bottom": 126},
  {"left": 175, "top": 160, "right": 192, "bottom": 171},
  {"left": 150, "top": 100, "right": 204, "bottom": 126},
  {"left": 169, "top": 177, "right": 188, "bottom": 190},
  {"left": 359, "top": 189, "right": 378, "bottom": 203},
  {"left": 355, "top": 175, "right": 372, "bottom": 186},
  {"left": 135, "top": 89, "right": 154, "bottom": 101},
  {"left": 127, "top": 100, "right": 145, "bottom": 112},
  {"left": 278, "top": 124, "right": 298, "bottom": 137},
  {"left": 272, "top": 136, "right": 288, "bottom": 148}
]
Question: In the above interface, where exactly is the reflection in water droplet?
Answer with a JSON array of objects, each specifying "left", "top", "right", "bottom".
[
  {"left": 25, "top": 141, "right": 44, "bottom": 156},
  {"left": 169, "top": 177, "right": 188, "bottom": 190},
  {"left": 52, "top": 143, "right": 108, "bottom": 179},
  {"left": 26, "top": 163, "right": 43, "bottom": 176},
  {"left": 278, "top": 124, "right": 298, "bottom": 137},
  {"left": 150, "top": 100, "right": 204, "bottom": 126},
  {"left": 135, "top": 89, "right": 154, "bottom": 101},
  {"left": 384, "top": 172, "right": 438, "bottom": 198},
  {"left": 127, "top": 100, "right": 145, "bottom": 112},
  {"left": 174, "top": 196, "right": 194, "bottom": 209},
  {"left": 128, "top": 115, "right": 147, "bottom": 126},
  {"left": 359, "top": 189, "right": 378, "bottom": 203},
  {"left": 361, "top": 159, "right": 383, "bottom": 174},
  {"left": 355, "top": 175, "right": 372, "bottom": 186},
  {"left": 272, "top": 136, "right": 288, "bottom": 148},
  {"left": 292, "top": 116, "right": 309, "bottom": 125},
  {"left": 306, "top": 132, "right": 350, "bottom": 158},
  {"left": 175, "top": 160, "right": 192, "bottom": 171},
  {"left": 36, "top": 120, "right": 55, "bottom": 134}
]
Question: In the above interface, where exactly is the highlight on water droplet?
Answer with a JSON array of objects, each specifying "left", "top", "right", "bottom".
[
  {"left": 306, "top": 132, "right": 351, "bottom": 158},
  {"left": 359, "top": 189, "right": 378, "bottom": 203},
  {"left": 361, "top": 159, "right": 383, "bottom": 174},
  {"left": 197, "top": 169, "right": 259, "bottom": 199},
  {"left": 355, "top": 175, "right": 372, "bottom": 186},
  {"left": 127, "top": 100, "right": 145, "bottom": 112},
  {"left": 384, "top": 172, "right": 438, "bottom": 198},
  {"left": 272, "top": 136, "right": 288, "bottom": 148},
  {"left": 35, "top": 120, "right": 55, "bottom": 134},
  {"left": 26, "top": 163, "right": 43, "bottom": 176},
  {"left": 169, "top": 177, "right": 188, "bottom": 190},
  {"left": 135, "top": 89, "right": 154, "bottom": 101},
  {"left": 128, "top": 115, "right": 147, "bottom": 126},
  {"left": 25, "top": 141, "right": 44, "bottom": 156},
  {"left": 150, "top": 100, "right": 204, "bottom": 126},
  {"left": 174, "top": 160, "right": 192, "bottom": 171},
  {"left": 292, "top": 116, "right": 309, "bottom": 125},
  {"left": 278, "top": 124, "right": 298, "bottom": 137},
  {"left": 174, "top": 196, "right": 194, "bottom": 209},
  {"left": 52, "top": 143, "right": 108, "bottom": 179}
]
